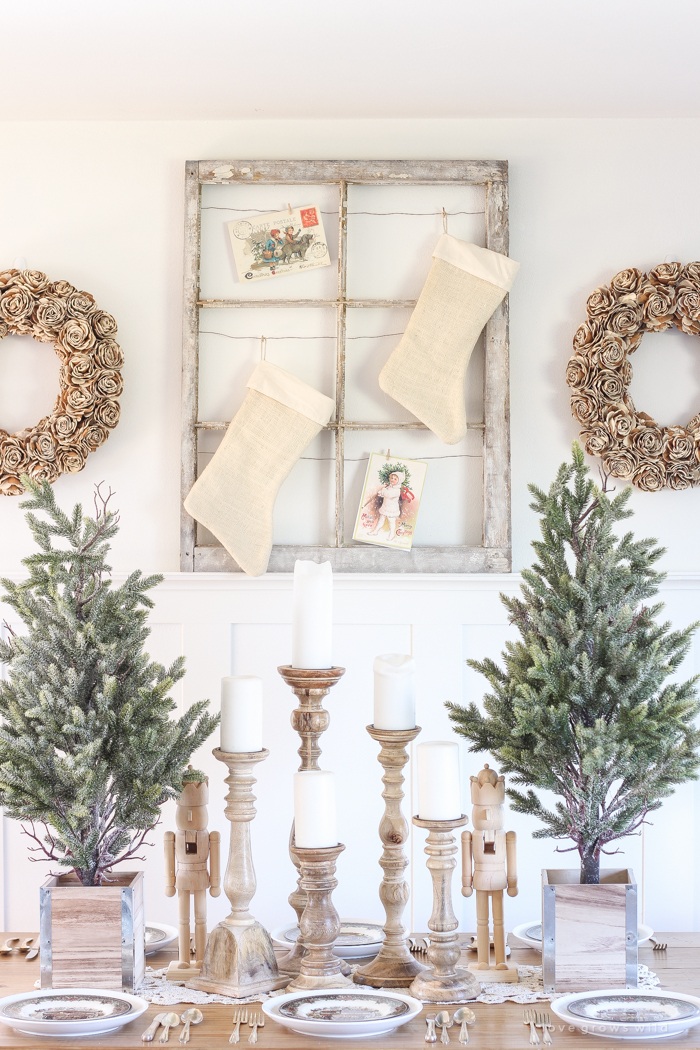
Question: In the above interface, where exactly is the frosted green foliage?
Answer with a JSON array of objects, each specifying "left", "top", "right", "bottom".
[
  {"left": 0, "top": 478, "right": 219, "bottom": 886},
  {"left": 447, "top": 444, "right": 700, "bottom": 883}
]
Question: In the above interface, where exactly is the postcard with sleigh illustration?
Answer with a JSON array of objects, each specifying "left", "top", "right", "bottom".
[
  {"left": 227, "top": 204, "right": 331, "bottom": 282},
  {"left": 353, "top": 453, "right": 428, "bottom": 551}
]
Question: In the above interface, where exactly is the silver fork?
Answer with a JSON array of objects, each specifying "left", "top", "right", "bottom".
[
  {"left": 536, "top": 1011, "right": 553, "bottom": 1046},
  {"left": 248, "top": 1012, "right": 264, "bottom": 1044},
  {"left": 650, "top": 936, "right": 668, "bottom": 951},
  {"left": 523, "top": 1009, "right": 540, "bottom": 1046},
  {"left": 229, "top": 1008, "right": 248, "bottom": 1044}
]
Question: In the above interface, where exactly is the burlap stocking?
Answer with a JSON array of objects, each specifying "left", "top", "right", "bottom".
[
  {"left": 184, "top": 361, "right": 334, "bottom": 576},
  {"left": 379, "top": 235, "right": 519, "bottom": 444}
]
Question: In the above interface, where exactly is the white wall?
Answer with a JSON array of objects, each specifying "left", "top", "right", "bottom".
[{"left": 1, "top": 118, "right": 700, "bottom": 936}]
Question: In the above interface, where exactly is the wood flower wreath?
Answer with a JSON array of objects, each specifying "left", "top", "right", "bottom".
[
  {"left": 0, "top": 269, "right": 123, "bottom": 495},
  {"left": 566, "top": 261, "right": 700, "bottom": 492}
]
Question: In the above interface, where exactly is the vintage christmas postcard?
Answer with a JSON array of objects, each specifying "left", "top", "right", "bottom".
[
  {"left": 353, "top": 453, "right": 428, "bottom": 551},
  {"left": 227, "top": 204, "right": 331, "bottom": 282}
]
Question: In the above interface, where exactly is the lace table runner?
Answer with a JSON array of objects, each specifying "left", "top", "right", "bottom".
[{"left": 139, "top": 963, "right": 659, "bottom": 1007}]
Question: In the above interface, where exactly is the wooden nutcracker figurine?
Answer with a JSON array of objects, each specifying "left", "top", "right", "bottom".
[
  {"left": 461, "top": 763, "right": 519, "bottom": 983},
  {"left": 164, "top": 768, "right": 221, "bottom": 980}
]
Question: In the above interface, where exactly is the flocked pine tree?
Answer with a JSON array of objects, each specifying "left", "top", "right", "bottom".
[
  {"left": 447, "top": 444, "right": 700, "bottom": 884},
  {"left": 0, "top": 478, "right": 219, "bottom": 886}
]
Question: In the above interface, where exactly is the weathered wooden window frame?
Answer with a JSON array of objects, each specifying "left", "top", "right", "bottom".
[{"left": 181, "top": 159, "right": 511, "bottom": 573}]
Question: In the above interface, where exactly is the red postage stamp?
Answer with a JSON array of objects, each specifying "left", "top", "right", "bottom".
[{"left": 300, "top": 207, "right": 319, "bottom": 228}]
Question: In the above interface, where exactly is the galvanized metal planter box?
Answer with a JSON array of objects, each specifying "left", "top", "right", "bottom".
[
  {"left": 40, "top": 871, "right": 145, "bottom": 991},
  {"left": 542, "top": 867, "right": 637, "bottom": 994}
]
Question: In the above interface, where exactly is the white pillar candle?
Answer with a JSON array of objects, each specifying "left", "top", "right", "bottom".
[
  {"left": 220, "top": 675, "right": 263, "bottom": 752},
  {"left": 293, "top": 770, "right": 337, "bottom": 848},
  {"left": 373, "top": 654, "right": 416, "bottom": 729},
  {"left": 291, "top": 559, "right": 333, "bottom": 669},
  {"left": 416, "top": 741, "right": 462, "bottom": 820}
]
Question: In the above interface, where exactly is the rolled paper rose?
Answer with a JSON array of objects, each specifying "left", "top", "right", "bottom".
[
  {"left": 95, "top": 369, "right": 123, "bottom": 398},
  {"left": 667, "top": 464, "right": 700, "bottom": 490},
  {"left": 604, "top": 407, "right": 636, "bottom": 439},
  {"left": 94, "top": 399, "right": 120, "bottom": 428},
  {"left": 95, "top": 338, "right": 124, "bottom": 369},
  {"left": 573, "top": 319, "right": 603, "bottom": 350},
  {"left": 598, "top": 334, "right": 627, "bottom": 368},
  {"left": 594, "top": 368, "right": 625, "bottom": 402},
  {"left": 608, "top": 303, "right": 643, "bottom": 335},
  {"left": 586, "top": 286, "right": 616, "bottom": 317},
  {"left": 677, "top": 289, "right": 700, "bottom": 335},
  {"left": 27, "top": 432, "right": 57, "bottom": 463},
  {"left": 50, "top": 279, "right": 76, "bottom": 297},
  {"left": 0, "top": 287, "right": 33, "bottom": 331},
  {"left": 570, "top": 390, "right": 600, "bottom": 425},
  {"left": 34, "top": 295, "right": 68, "bottom": 335},
  {"left": 66, "top": 385, "right": 96, "bottom": 414},
  {"left": 55, "top": 446, "right": 87, "bottom": 475},
  {"left": 66, "top": 291, "right": 96, "bottom": 318},
  {"left": 91, "top": 310, "right": 118, "bottom": 338},
  {"left": 59, "top": 317, "right": 97, "bottom": 353},
  {"left": 648, "top": 261, "right": 683, "bottom": 286},
  {"left": 0, "top": 476, "right": 23, "bottom": 496},
  {"left": 80, "top": 423, "right": 109, "bottom": 451},
  {"left": 51, "top": 413, "right": 79, "bottom": 440},
  {"left": 630, "top": 422, "right": 665, "bottom": 458},
  {"left": 0, "top": 437, "right": 27, "bottom": 473},
  {"left": 633, "top": 462, "right": 667, "bottom": 492},
  {"left": 18, "top": 270, "right": 50, "bottom": 294},
  {"left": 0, "top": 270, "right": 19, "bottom": 289},
  {"left": 23, "top": 460, "right": 58, "bottom": 483},
  {"left": 565, "top": 354, "right": 591, "bottom": 388},
  {"left": 604, "top": 447, "right": 639, "bottom": 479},
  {"left": 581, "top": 425, "right": 613, "bottom": 456},
  {"left": 611, "top": 267, "right": 644, "bottom": 296},
  {"left": 664, "top": 427, "right": 695, "bottom": 464},
  {"left": 69, "top": 353, "right": 98, "bottom": 383},
  {"left": 641, "top": 285, "right": 676, "bottom": 331}
]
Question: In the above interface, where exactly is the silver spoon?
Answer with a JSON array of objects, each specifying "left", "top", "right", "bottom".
[
  {"left": 453, "top": 1008, "right": 476, "bottom": 1044},
  {"left": 142, "top": 1013, "right": 169, "bottom": 1043},
  {"left": 179, "top": 1008, "right": 203, "bottom": 1044},
  {"left": 159, "top": 1012, "right": 181, "bottom": 1044},
  {"left": 436, "top": 1011, "right": 452, "bottom": 1045}
]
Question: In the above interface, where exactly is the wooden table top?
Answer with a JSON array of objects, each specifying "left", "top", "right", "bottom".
[{"left": 0, "top": 933, "right": 698, "bottom": 1049}]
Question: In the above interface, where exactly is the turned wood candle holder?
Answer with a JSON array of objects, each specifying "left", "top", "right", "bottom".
[
  {"left": 284, "top": 843, "right": 354, "bottom": 992},
  {"left": 277, "top": 664, "right": 345, "bottom": 974},
  {"left": 408, "top": 815, "right": 480, "bottom": 1003},
  {"left": 353, "top": 724, "right": 426, "bottom": 988},
  {"left": 188, "top": 748, "right": 287, "bottom": 998}
]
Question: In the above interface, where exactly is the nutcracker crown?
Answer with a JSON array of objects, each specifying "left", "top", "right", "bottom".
[
  {"left": 469, "top": 763, "right": 505, "bottom": 806},
  {"left": 178, "top": 773, "right": 209, "bottom": 810}
]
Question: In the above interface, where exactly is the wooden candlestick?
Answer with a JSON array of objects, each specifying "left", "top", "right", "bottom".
[
  {"left": 353, "top": 725, "right": 426, "bottom": 988},
  {"left": 188, "top": 748, "right": 287, "bottom": 998},
  {"left": 408, "top": 815, "right": 480, "bottom": 1003},
  {"left": 284, "top": 843, "right": 354, "bottom": 992},
  {"left": 277, "top": 664, "right": 345, "bottom": 974}
]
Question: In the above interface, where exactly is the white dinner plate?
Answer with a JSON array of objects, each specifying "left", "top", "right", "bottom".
[
  {"left": 271, "top": 919, "right": 384, "bottom": 960},
  {"left": 263, "top": 988, "right": 422, "bottom": 1039},
  {"left": 144, "top": 921, "right": 179, "bottom": 955},
  {"left": 551, "top": 988, "right": 700, "bottom": 1040},
  {"left": 511, "top": 920, "right": 654, "bottom": 951},
  {"left": 0, "top": 988, "right": 148, "bottom": 1038}
]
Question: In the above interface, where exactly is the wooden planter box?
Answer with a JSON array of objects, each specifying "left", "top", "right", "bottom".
[
  {"left": 542, "top": 867, "right": 637, "bottom": 993},
  {"left": 39, "top": 871, "right": 145, "bottom": 991}
]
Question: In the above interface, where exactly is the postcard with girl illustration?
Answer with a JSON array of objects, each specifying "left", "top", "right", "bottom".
[{"left": 353, "top": 454, "right": 427, "bottom": 551}]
